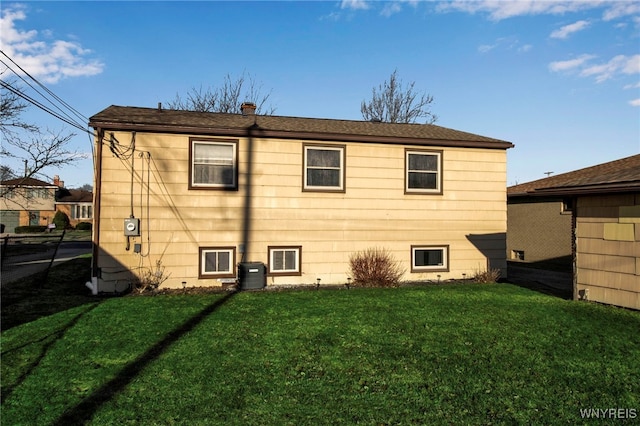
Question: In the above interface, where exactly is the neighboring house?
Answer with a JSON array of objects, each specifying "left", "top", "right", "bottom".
[
  {"left": 56, "top": 188, "right": 94, "bottom": 227},
  {"left": 507, "top": 154, "right": 640, "bottom": 310},
  {"left": 87, "top": 103, "right": 514, "bottom": 293},
  {"left": 0, "top": 177, "right": 58, "bottom": 233},
  {"left": 0, "top": 175, "right": 93, "bottom": 232}
]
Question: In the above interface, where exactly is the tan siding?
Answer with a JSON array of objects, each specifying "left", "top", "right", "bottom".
[
  {"left": 96, "top": 131, "right": 508, "bottom": 289},
  {"left": 575, "top": 193, "right": 640, "bottom": 309}
]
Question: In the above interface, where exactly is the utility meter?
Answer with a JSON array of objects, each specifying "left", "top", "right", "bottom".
[{"left": 124, "top": 218, "right": 140, "bottom": 236}]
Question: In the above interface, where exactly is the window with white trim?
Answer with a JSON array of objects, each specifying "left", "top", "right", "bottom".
[
  {"left": 406, "top": 149, "right": 442, "bottom": 194},
  {"left": 268, "top": 246, "right": 301, "bottom": 276},
  {"left": 190, "top": 139, "right": 238, "bottom": 189},
  {"left": 411, "top": 245, "right": 449, "bottom": 272},
  {"left": 199, "top": 247, "right": 236, "bottom": 279},
  {"left": 73, "top": 204, "right": 93, "bottom": 219},
  {"left": 303, "top": 145, "right": 345, "bottom": 191}
]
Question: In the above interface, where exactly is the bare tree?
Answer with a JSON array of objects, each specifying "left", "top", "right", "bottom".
[
  {"left": 166, "top": 72, "right": 276, "bottom": 115},
  {"left": 361, "top": 70, "right": 437, "bottom": 124},
  {"left": 0, "top": 77, "right": 82, "bottom": 198}
]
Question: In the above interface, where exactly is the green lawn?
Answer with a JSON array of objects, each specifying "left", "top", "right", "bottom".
[{"left": 2, "top": 283, "right": 639, "bottom": 425}]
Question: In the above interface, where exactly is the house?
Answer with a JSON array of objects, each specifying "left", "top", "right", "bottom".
[
  {"left": 0, "top": 175, "right": 93, "bottom": 233},
  {"left": 507, "top": 154, "right": 640, "bottom": 309},
  {"left": 56, "top": 188, "right": 94, "bottom": 228},
  {"left": 0, "top": 177, "right": 58, "bottom": 233},
  {"left": 87, "top": 103, "right": 514, "bottom": 293}
]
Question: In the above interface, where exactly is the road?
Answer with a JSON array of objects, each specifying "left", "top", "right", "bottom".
[{"left": 1, "top": 241, "right": 92, "bottom": 286}]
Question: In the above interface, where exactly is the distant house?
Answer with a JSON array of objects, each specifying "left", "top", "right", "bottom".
[
  {"left": 507, "top": 155, "right": 640, "bottom": 309},
  {"left": 56, "top": 188, "right": 94, "bottom": 227},
  {"left": 0, "top": 175, "right": 93, "bottom": 232},
  {"left": 0, "top": 177, "right": 58, "bottom": 233},
  {"left": 87, "top": 104, "right": 514, "bottom": 293}
]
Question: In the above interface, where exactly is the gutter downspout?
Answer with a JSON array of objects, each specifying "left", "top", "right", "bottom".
[{"left": 86, "top": 128, "right": 103, "bottom": 296}]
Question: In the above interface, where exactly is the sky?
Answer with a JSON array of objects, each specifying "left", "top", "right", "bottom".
[{"left": 1, "top": 0, "right": 639, "bottom": 188}]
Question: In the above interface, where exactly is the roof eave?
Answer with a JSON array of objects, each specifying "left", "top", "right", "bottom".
[{"left": 88, "top": 120, "right": 514, "bottom": 150}]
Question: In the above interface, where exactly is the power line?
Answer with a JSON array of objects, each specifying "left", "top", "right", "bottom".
[
  {"left": 0, "top": 51, "right": 89, "bottom": 124},
  {"left": 0, "top": 78, "right": 89, "bottom": 134}
]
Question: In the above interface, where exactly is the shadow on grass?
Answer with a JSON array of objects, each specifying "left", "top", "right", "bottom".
[
  {"left": 1, "top": 257, "right": 98, "bottom": 332},
  {"left": 53, "top": 290, "right": 238, "bottom": 425},
  {"left": 1, "top": 303, "right": 100, "bottom": 402}
]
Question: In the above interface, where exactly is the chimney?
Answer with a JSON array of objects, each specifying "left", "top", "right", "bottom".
[
  {"left": 241, "top": 102, "right": 256, "bottom": 116},
  {"left": 53, "top": 175, "right": 64, "bottom": 188}
]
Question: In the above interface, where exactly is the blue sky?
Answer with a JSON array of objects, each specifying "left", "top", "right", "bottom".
[{"left": 1, "top": 1, "right": 639, "bottom": 188}]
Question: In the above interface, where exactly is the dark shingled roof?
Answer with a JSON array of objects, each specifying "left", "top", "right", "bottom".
[
  {"left": 89, "top": 105, "right": 514, "bottom": 149},
  {"left": 508, "top": 154, "right": 640, "bottom": 197},
  {"left": 0, "top": 177, "right": 56, "bottom": 187},
  {"left": 56, "top": 189, "right": 93, "bottom": 203}
]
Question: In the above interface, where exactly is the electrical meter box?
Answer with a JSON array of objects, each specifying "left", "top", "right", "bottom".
[{"left": 124, "top": 218, "right": 140, "bottom": 236}]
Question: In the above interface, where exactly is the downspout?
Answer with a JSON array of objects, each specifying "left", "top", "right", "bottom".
[{"left": 86, "top": 128, "right": 104, "bottom": 295}]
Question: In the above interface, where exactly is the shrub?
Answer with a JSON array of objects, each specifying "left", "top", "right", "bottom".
[
  {"left": 349, "top": 247, "right": 405, "bottom": 288},
  {"left": 75, "top": 222, "right": 92, "bottom": 231},
  {"left": 473, "top": 268, "right": 501, "bottom": 284},
  {"left": 52, "top": 211, "right": 70, "bottom": 229},
  {"left": 15, "top": 225, "right": 47, "bottom": 234},
  {"left": 134, "top": 259, "right": 171, "bottom": 293}
]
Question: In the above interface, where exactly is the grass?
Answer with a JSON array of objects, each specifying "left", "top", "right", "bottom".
[{"left": 2, "top": 273, "right": 639, "bottom": 425}]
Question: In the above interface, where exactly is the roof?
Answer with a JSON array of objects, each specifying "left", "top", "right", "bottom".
[
  {"left": 89, "top": 105, "right": 514, "bottom": 150},
  {"left": 508, "top": 154, "right": 640, "bottom": 197},
  {"left": 0, "top": 177, "right": 57, "bottom": 187},
  {"left": 56, "top": 189, "right": 93, "bottom": 203}
]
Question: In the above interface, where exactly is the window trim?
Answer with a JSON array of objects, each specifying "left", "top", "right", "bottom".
[
  {"left": 405, "top": 149, "right": 443, "bottom": 195},
  {"left": 189, "top": 137, "right": 239, "bottom": 191},
  {"left": 302, "top": 143, "right": 346, "bottom": 193},
  {"left": 198, "top": 246, "right": 236, "bottom": 279},
  {"left": 411, "top": 245, "right": 449, "bottom": 272},
  {"left": 73, "top": 203, "right": 93, "bottom": 220},
  {"left": 268, "top": 245, "right": 302, "bottom": 276}
]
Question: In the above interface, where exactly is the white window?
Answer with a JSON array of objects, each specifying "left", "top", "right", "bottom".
[
  {"left": 411, "top": 245, "right": 449, "bottom": 272},
  {"left": 268, "top": 246, "right": 301, "bottom": 275},
  {"left": 303, "top": 145, "right": 345, "bottom": 192},
  {"left": 406, "top": 149, "right": 442, "bottom": 194},
  {"left": 199, "top": 247, "right": 236, "bottom": 278},
  {"left": 74, "top": 204, "right": 93, "bottom": 219},
  {"left": 190, "top": 139, "right": 238, "bottom": 189}
]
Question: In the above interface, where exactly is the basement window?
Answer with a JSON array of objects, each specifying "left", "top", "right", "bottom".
[
  {"left": 268, "top": 246, "right": 301, "bottom": 276},
  {"left": 511, "top": 250, "right": 525, "bottom": 261},
  {"left": 199, "top": 247, "right": 236, "bottom": 279},
  {"left": 411, "top": 245, "right": 449, "bottom": 272}
]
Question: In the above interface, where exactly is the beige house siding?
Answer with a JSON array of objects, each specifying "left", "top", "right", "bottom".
[
  {"left": 576, "top": 193, "right": 640, "bottom": 310},
  {"left": 95, "top": 131, "right": 508, "bottom": 291},
  {"left": 507, "top": 199, "right": 572, "bottom": 265}
]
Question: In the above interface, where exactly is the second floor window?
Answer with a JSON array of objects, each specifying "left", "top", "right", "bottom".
[
  {"left": 405, "top": 149, "right": 442, "bottom": 194},
  {"left": 303, "top": 144, "right": 345, "bottom": 192},
  {"left": 190, "top": 138, "right": 238, "bottom": 190}
]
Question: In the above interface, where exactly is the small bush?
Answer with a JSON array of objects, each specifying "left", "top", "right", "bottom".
[
  {"left": 349, "top": 247, "right": 405, "bottom": 288},
  {"left": 52, "top": 211, "right": 70, "bottom": 229},
  {"left": 15, "top": 225, "right": 47, "bottom": 234},
  {"left": 473, "top": 268, "right": 501, "bottom": 284},
  {"left": 134, "top": 259, "right": 171, "bottom": 293},
  {"left": 75, "top": 222, "right": 92, "bottom": 231}
]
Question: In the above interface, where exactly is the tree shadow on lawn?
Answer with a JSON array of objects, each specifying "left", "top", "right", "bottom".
[
  {"left": 53, "top": 290, "right": 238, "bottom": 425},
  {"left": 1, "top": 257, "right": 98, "bottom": 332},
  {"left": 1, "top": 303, "right": 100, "bottom": 402}
]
